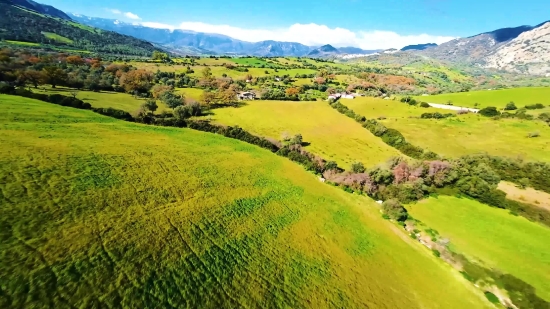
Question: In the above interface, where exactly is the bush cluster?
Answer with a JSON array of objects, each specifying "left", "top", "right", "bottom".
[{"left": 420, "top": 112, "right": 455, "bottom": 119}]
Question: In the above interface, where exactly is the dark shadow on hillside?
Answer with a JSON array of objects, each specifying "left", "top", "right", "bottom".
[
  {"left": 301, "top": 142, "right": 311, "bottom": 147},
  {"left": 209, "top": 101, "right": 249, "bottom": 109}
]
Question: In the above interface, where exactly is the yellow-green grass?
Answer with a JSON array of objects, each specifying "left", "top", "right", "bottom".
[
  {"left": 230, "top": 57, "right": 271, "bottom": 67},
  {"left": 342, "top": 97, "right": 550, "bottom": 161},
  {"left": 5, "top": 40, "right": 40, "bottom": 46},
  {"left": 344, "top": 96, "right": 443, "bottom": 119},
  {"left": 0, "top": 95, "right": 489, "bottom": 308},
  {"left": 498, "top": 181, "right": 550, "bottom": 210},
  {"left": 415, "top": 87, "right": 550, "bottom": 109},
  {"left": 175, "top": 87, "right": 205, "bottom": 100},
  {"left": 41, "top": 31, "right": 73, "bottom": 44},
  {"left": 406, "top": 195, "right": 550, "bottom": 301},
  {"left": 206, "top": 100, "right": 402, "bottom": 167},
  {"left": 274, "top": 57, "right": 303, "bottom": 66},
  {"left": 32, "top": 86, "right": 170, "bottom": 113},
  {"left": 381, "top": 114, "right": 550, "bottom": 161},
  {"left": 292, "top": 78, "right": 313, "bottom": 86},
  {"left": 194, "top": 57, "right": 227, "bottom": 66}
]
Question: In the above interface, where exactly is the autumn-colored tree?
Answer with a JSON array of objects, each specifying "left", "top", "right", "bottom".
[
  {"left": 21, "top": 70, "right": 44, "bottom": 88},
  {"left": 41, "top": 67, "right": 67, "bottom": 88},
  {"left": 151, "top": 84, "right": 173, "bottom": 99},
  {"left": 200, "top": 91, "right": 216, "bottom": 106},
  {"left": 393, "top": 161, "right": 410, "bottom": 184},
  {"left": 66, "top": 55, "right": 85, "bottom": 66},
  {"left": 314, "top": 77, "right": 326, "bottom": 84},
  {"left": 285, "top": 87, "right": 300, "bottom": 97},
  {"left": 119, "top": 69, "right": 154, "bottom": 94},
  {"left": 220, "top": 87, "right": 238, "bottom": 105}
]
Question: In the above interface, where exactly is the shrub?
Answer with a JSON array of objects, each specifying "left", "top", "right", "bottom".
[
  {"left": 432, "top": 249, "right": 441, "bottom": 258},
  {"left": 351, "top": 162, "right": 366, "bottom": 173},
  {"left": 381, "top": 199, "right": 408, "bottom": 222},
  {"left": 525, "top": 103, "right": 545, "bottom": 110},
  {"left": 504, "top": 101, "right": 517, "bottom": 110},
  {"left": 479, "top": 106, "right": 500, "bottom": 117},
  {"left": 420, "top": 102, "right": 430, "bottom": 108}
]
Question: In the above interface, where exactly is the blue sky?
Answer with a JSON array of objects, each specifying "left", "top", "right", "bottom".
[{"left": 40, "top": 0, "right": 550, "bottom": 49}]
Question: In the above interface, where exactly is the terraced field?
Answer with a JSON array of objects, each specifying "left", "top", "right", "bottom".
[
  {"left": 342, "top": 98, "right": 550, "bottom": 161},
  {"left": 0, "top": 95, "right": 490, "bottom": 308},
  {"left": 406, "top": 196, "right": 550, "bottom": 301},
  {"left": 208, "top": 100, "right": 402, "bottom": 167}
]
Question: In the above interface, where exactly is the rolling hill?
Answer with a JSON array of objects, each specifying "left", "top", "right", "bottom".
[
  {"left": 0, "top": 94, "right": 491, "bottom": 308},
  {"left": 0, "top": 0, "right": 160, "bottom": 56}
]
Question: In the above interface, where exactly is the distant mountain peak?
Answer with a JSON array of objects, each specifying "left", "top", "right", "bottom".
[{"left": 401, "top": 43, "right": 437, "bottom": 51}]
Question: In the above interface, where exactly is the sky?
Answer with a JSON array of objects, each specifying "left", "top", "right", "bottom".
[{"left": 40, "top": 0, "right": 550, "bottom": 49}]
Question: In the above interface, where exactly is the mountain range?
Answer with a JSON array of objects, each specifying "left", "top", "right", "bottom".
[
  {"left": 69, "top": 14, "right": 380, "bottom": 57},
  {"left": 412, "top": 20, "right": 550, "bottom": 75},
  {"left": 2, "top": 0, "right": 549, "bottom": 75}
]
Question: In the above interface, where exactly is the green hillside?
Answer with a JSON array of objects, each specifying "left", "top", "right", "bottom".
[
  {"left": 0, "top": 95, "right": 490, "bottom": 308},
  {"left": 0, "top": 1, "right": 158, "bottom": 56},
  {"left": 406, "top": 196, "right": 550, "bottom": 301}
]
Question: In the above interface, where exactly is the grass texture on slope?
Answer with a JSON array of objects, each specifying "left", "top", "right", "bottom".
[
  {"left": 208, "top": 100, "right": 402, "bottom": 168},
  {"left": 406, "top": 195, "right": 550, "bottom": 301},
  {"left": 0, "top": 95, "right": 489, "bottom": 308}
]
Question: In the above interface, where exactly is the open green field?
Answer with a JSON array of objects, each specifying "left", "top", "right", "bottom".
[
  {"left": 384, "top": 114, "right": 550, "bottom": 161},
  {"left": 175, "top": 87, "right": 205, "bottom": 101},
  {"left": 415, "top": 87, "right": 550, "bottom": 109},
  {"left": 343, "top": 96, "right": 550, "bottom": 161},
  {"left": 207, "top": 100, "right": 403, "bottom": 167},
  {"left": 41, "top": 31, "right": 73, "bottom": 44},
  {"left": 230, "top": 57, "right": 271, "bottom": 67},
  {"left": 406, "top": 195, "right": 550, "bottom": 301},
  {"left": 344, "top": 97, "right": 442, "bottom": 118},
  {"left": 32, "top": 87, "right": 170, "bottom": 113},
  {"left": 0, "top": 95, "right": 489, "bottom": 308}
]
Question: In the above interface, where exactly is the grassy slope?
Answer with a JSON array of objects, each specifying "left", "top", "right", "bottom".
[
  {"left": 0, "top": 95, "right": 490, "bottom": 308},
  {"left": 406, "top": 196, "right": 550, "bottom": 301},
  {"left": 343, "top": 98, "right": 550, "bottom": 161},
  {"left": 31, "top": 87, "right": 171, "bottom": 113},
  {"left": 498, "top": 181, "right": 550, "bottom": 211},
  {"left": 207, "top": 100, "right": 402, "bottom": 167},
  {"left": 414, "top": 87, "right": 550, "bottom": 109}
]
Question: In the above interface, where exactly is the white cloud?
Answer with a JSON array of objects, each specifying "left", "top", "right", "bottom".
[
  {"left": 140, "top": 21, "right": 455, "bottom": 49},
  {"left": 124, "top": 12, "right": 141, "bottom": 20},
  {"left": 107, "top": 8, "right": 141, "bottom": 20}
]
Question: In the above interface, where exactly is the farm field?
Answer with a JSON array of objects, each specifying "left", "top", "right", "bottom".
[
  {"left": 31, "top": 86, "right": 169, "bottom": 112},
  {"left": 207, "top": 100, "right": 403, "bottom": 167},
  {"left": 342, "top": 98, "right": 550, "bottom": 161},
  {"left": 175, "top": 87, "right": 205, "bottom": 101},
  {"left": 344, "top": 97, "right": 442, "bottom": 118},
  {"left": 498, "top": 181, "right": 550, "bottom": 210},
  {"left": 0, "top": 95, "right": 490, "bottom": 308},
  {"left": 405, "top": 195, "right": 550, "bottom": 301},
  {"left": 414, "top": 87, "right": 550, "bottom": 109},
  {"left": 384, "top": 114, "right": 550, "bottom": 161}
]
